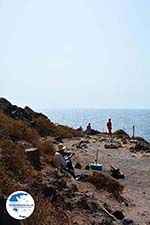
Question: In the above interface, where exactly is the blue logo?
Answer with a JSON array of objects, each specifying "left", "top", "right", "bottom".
[{"left": 6, "top": 191, "right": 35, "bottom": 220}]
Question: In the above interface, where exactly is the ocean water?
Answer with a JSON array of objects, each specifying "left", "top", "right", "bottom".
[{"left": 44, "top": 109, "right": 150, "bottom": 141}]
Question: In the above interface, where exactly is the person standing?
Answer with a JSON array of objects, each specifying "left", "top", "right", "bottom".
[{"left": 107, "top": 118, "right": 112, "bottom": 135}]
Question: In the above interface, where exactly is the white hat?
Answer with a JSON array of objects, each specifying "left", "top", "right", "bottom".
[{"left": 58, "top": 143, "right": 66, "bottom": 152}]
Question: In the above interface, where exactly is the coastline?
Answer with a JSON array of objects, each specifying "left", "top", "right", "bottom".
[
  {"left": 44, "top": 108, "right": 150, "bottom": 141},
  {"left": 0, "top": 98, "right": 150, "bottom": 225}
]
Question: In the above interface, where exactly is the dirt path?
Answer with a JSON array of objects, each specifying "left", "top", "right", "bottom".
[{"left": 63, "top": 135, "right": 150, "bottom": 225}]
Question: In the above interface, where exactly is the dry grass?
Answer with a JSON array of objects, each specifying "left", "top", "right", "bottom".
[
  {"left": 38, "top": 140, "right": 56, "bottom": 159},
  {"left": 54, "top": 124, "right": 84, "bottom": 138},
  {"left": 35, "top": 117, "right": 51, "bottom": 137},
  {"left": 35, "top": 116, "right": 83, "bottom": 138},
  {"left": 83, "top": 172, "right": 124, "bottom": 200},
  {"left": 0, "top": 110, "right": 82, "bottom": 225},
  {"left": 0, "top": 112, "right": 39, "bottom": 145},
  {"left": 0, "top": 167, "right": 21, "bottom": 195},
  {"left": 22, "top": 194, "right": 71, "bottom": 225},
  {"left": 0, "top": 139, "right": 37, "bottom": 180},
  {"left": 0, "top": 111, "right": 83, "bottom": 142}
]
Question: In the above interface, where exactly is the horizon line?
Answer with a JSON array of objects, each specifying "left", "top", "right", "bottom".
[{"left": 36, "top": 107, "right": 150, "bottom": 111}]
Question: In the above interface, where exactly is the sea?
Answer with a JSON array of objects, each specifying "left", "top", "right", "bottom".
[{"left": 43, "top": 109, "right": 150, "bottom": 141}]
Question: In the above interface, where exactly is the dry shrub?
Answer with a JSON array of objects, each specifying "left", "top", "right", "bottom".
[
  {"left": 0, "top": 139, "right": 36, "bottom": 180},
  {"left": 23, "top": 126, "right": 39, "bottom": 146},
  {"left": 113, "top": 129, "right": 130, "bottom": 140},
  {"left": 83, "top": 172, "right": 124, "bottom": 200},
  {"left": 53, "top": 124, "right": 83, "bottom": 138},
  {"left": 0, "top": 112, "right": 39, "bottom": 145},
  {"left": 0, "top": 167, "right": 22, "bottom": 195},
  {"left": 22, "top": 194, "right": 70, "bottom": 225},
  {"left": 35, "top": 116, "right": 83, "bottom": 138},
  {"left": 35, "top": 117, "right": 51, "bottom": 137},
  {"left": 135, "top": 136, "right": 149, "bottom": 144},
  {"left": 38, "top": 140, "right": 55, "bottom": 157}
]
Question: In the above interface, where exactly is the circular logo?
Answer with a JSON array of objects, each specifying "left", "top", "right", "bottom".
[{"left": 6, "top": 191, "right": 35, "bottom": 220}]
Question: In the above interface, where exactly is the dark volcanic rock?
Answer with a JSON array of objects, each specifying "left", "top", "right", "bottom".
[
  {"left": 54, "top": 136, "right": 64, "bottom": 143},
  {"left": 74, "top": 162, "right": 82, "bottom": 169},
  {"left": 74, "top": 196, "right": 90, "bottom": 210},
  {"left": 91, "top": 129, "right": 101, "bottom": 135},
  {"left": 76, "top": 140, "right": 89, "bottom": 149},
  {"left": 104, "top": 143, "right": 119, "bottom": 149},
  {"left": 130, "top": 140, "right": 150, "bottom": 152},
  {"left": 113, "top": 129, "right": 130, "bottom": 140},
  {"left": 11, "top": 106, "right": 33, "bottom": 121},
  {"left": 0, "top": 98, "right": 32, "bottom": 121},
  {"left": 68, "top": 183, "right": 79, "bottom": 192},
  {"left": 85, "top": 165, "right": 90, "bottom": 170},
  {"left": 122, "top": 218, "right": 136, "bottom": 225},
  {"left": 24, "top": 106, "right": 48, "bottom": 120},
  {"left": 0, "top": 98, "right": 12, "bottom": 114},
  {"left": 0, "top": 98, "right": 48, "bottom": 123},
  {"left": 88, "top": 200, "right": 99, "bottom": 212},
  {"left": 25, "top": 148, "right": 42, "bottom": 170},
  {"left": 112, "top": 210, "right": 124, "bottom": 220}
]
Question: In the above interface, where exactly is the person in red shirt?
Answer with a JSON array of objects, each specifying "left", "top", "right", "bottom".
[{"left": 107, "top": 118, "right": 112, "bottom": 135}]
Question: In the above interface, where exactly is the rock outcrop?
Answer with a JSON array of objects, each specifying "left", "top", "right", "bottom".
[
  {"left": 0, "top": 97, "right": 48, "bottom": 122},
  {"left": 130, "top": 139, "right": 150, "bottom": 152},
  {"left": 113, "top": 129, "right": 130, "bottom": 140}
]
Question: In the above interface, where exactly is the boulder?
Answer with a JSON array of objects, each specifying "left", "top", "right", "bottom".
[
  {"left": 68, "top": 183, "right": 79, "bottom": 192},
  {"left": 130, "top": 140, "right": 150, "bottom": 153},
  {"left": 25, "top": 147, "right": 41, "bottom": 170},
  {"left": 11, "top": 107, "right": 33, "bottom": 121},
  {"left": 85, "top": 165, "right": 90, "bottom": 170},
  {"left": 88, "top": 200, "right": 99, "bottom": 212},
  {"left": 104, "top": 143, "right": 119, "bottom": 149},
  {"left": 0, "top": 98, "right": 13, "bottom": 114},
  {"left": 122, "top": 218, "right": 136, "bottom": 225},
  {"left": 112, "top": 210, "right": 125, "bottom": 220},
  {"left": 113, "top": 130, "right": 130, "bottom": 140},
  {"left": 74, "top": 162, "right": 82, "bottom": 169},
  {"left": 0, "top": 98, "right": 48, "bottom": 123},
  {"left": 72, "top": 195, "right": 100, "bottom": 211},
  {"left": 54, "top": 136, "right": 64, "bottom": 143},
  {"left": 24, "top": 106, "right": 48, "bottom": 120},
  {"left": 115, "top": 140, "right": 123, "bottom": 148},
  {"left": 91, "top": 129, "right": 101, "bottom": 135},
  {"left": 76, "top": 140, "right": 89, "bottom": 149}
]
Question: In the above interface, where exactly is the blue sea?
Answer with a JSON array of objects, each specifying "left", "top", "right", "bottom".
[{"left": 43, "top": 109, "right": 150, "bottom": 141}]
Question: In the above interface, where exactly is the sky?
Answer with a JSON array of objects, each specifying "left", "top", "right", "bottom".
[{"left": 0, "top": 0, "right": 150, "bottom": 110}]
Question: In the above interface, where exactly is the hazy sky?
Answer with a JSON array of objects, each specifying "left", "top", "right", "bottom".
[{"left": 0, "top": 0, "right": 150, "bottom": 109}]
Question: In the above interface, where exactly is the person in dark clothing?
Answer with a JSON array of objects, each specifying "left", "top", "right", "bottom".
[{"left": 107, "top": 118, "right": 112, "bottom": 135}]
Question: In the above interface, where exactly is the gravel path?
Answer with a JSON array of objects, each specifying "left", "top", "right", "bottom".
[{"left": 64, "top": 136, "right": 150, "bottom": 225}]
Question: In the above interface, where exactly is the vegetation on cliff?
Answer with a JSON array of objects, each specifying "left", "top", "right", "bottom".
[{"left": 0, "top": 98, "right": 124, "bottom": 225}]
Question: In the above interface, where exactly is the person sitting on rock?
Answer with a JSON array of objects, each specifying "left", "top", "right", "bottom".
[
  {"left": 54, "top": 143, "right": 76, "bottom": 178},
  {"left": 85, "top": 123, "right": 92, "bottom": 135},
  {"left": 77, "top": 126, "right": 83, "bottom": 132}
]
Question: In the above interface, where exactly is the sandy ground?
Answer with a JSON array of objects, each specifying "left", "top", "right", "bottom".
[{"left": 62, "top": 135, "right": 150, "bottom": 225}]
